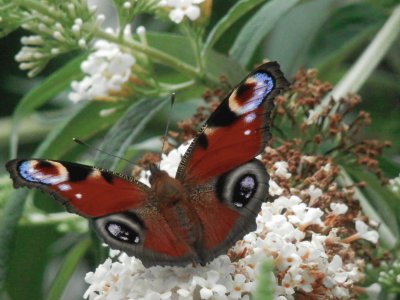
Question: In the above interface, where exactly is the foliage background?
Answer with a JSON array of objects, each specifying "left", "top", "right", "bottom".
[{"left": 0, "top": 0, "right": 399, "bottom": 299}]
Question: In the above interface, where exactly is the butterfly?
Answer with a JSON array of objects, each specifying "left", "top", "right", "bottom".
[{"left": 6, "top": 62, "right": 289, "bottom": 267}]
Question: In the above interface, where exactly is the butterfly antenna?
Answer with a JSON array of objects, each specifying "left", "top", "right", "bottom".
[
  {"left": 159, "top": 93, "right": 176, "bottom": 167},
  {"left": 73, "top": 138, "right": 136, "bottom": 166}
]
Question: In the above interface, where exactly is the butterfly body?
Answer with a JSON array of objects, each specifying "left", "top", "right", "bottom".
[{"left": 6, "top": 62, "right": 289, "bottom": 267}]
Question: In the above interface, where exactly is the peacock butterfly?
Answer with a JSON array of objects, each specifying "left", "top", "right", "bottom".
[{"left": 6, "top": 62, "right": 289, "bottom": 267}]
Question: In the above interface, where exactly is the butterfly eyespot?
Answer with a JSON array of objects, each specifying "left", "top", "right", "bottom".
[
  {"left": 93, "top": 212, "right": 144, "bottom": 250},
  {"left": 232, "top": 174, "right": 257, "bottom": 208},
  {"left": 216, "top": 159, "right": 269, "bottom": 211},
  {"left": 106, "top": 222, "right": 140, "bottom": 244}
]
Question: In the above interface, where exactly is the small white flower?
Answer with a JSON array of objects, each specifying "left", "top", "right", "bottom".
[
  {"left": 330, "top": 202, "right": 348, "bottom": 215},
  {"left": 123, "top": 1, "right": 132, "bottom": 9},
  {"left": 322, "top": 163, "right": 331, "bottom": 172},
  {"left": 68, "top": 28, "right": 136, "bottom": 102},
  {"left": 159, "top": 0, "right": 204, "bottom": 24},
  {"left": 229, "top": 274, "right": 253, "bottom": 299},
  {"left": 193, "top": 270, "right": 227, "bottom": 299},
  {"left": 288, "top": 203, "right": 324, "bottom": 228},
  {"left": 389, "top": 174, "right": 400, "bottom": 192},
  {"left": 269, "top": 179, "right": 283, "bottom": 196},
  {"left": 307, "top": 185, "right": 322, "bottom": 203},
  {"left": 274, "top": 161, "right": 291, "bottom": 179},
  {"left": 365, "top": 283, "right": 381, "bottom": 299},
  {"left": 355, "top": 220, "right": 379, "bottom": 243}
]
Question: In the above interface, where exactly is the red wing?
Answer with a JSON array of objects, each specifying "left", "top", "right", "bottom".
[
  {"left": 176, "top": 62, "right": 289, "bottom": 184},
  {"left": 6, "top": 159, "right": 150, "bottom": 218},
  {"left": 188, "top": 184, "right": 263, "bottom": 261},
  {"left": 93, "top": 206, "right": 197, "bottom": 267}
]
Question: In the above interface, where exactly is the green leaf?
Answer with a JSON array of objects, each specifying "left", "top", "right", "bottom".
[
  {"left": 146, "top": 32, "right": 195, "bottom": 66},
  {"left": 315, "top": 25, "right": 378, "bottom": 76},
  {"left": 10, "top": 54, "right": 86, "bottom": 158},
  {"left": 265, "top": 0, "right": 338, "bottom": 76},
  {"left": 205, "top": 50, "right": 247, "bottom": 84},
  {"left": 34, "top": 102, "right": 126, "bottom": 158},
  {"left": 46, "top": 237, "right": 91, "bottom": 300},
  {"left": 230, "top": 0, "right": 300, "bottom": 68},
  {"left": 0, "top": 189, "right": 27, "bottom": 292},
  {"left": 146, "top": 32, "right": 245, "bottom": 84},
  {"left": 95, "top": 97, "right": 168, "bottom": 169},
  {"left": 203, "top": 0, "right": 265, "bottom": 52},
  {"left": 254, "top": 259, "right": 274, "bottom": 300}
]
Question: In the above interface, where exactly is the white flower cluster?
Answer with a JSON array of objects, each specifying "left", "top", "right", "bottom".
[
  {"left": 83, "top": 143, "right": 379, "bottom": 300},
  {"left": 69, "top": 27, "right": 136, "bottom": 103},
  {"left": 159, "top": 0, "right": 204, "bottom": 24},
  {"left": 15, "top": 2, "right": 98, "bottom": 77}
]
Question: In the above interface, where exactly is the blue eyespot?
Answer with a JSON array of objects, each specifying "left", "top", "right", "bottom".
[
  {"left": 18, "top": 161, "right": 41, "bottom": 183},
  {"left": 254, "top": 72, "right": 274, "bottom": 96}
]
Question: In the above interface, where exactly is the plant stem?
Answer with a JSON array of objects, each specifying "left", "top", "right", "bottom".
[
  {"left": 159, "top": 80, "right": 196, "bottom": 92},
  {"left": 15, "top": 0, "right": 61, "bottom": 19},
  {"left": 94, "top": 29, "right": 215, "bottom": 85},
  {"left": 309, "top": 4, "right": 400, "bottom": 119}
]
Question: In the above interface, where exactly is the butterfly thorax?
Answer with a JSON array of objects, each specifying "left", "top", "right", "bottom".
[{"left": 149, "top": 169, "right": 203, "bottom": 250}]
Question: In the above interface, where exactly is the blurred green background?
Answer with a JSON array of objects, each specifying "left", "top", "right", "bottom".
[{"left": 0, "top": 1, "right": 399, "bottom": 299}]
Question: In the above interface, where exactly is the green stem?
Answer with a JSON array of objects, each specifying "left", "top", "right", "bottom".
[
  {"left": 183, "top": 24, "right": 205, "bottom": 75},
  {"left": 46, "top": 237, "right": 91, "bottom": 300},
  {"left": 94, "top": 29, "right": 216, "bottom": 85},
  {"left": 159, "top": 80, "right": 196, "bottom": 92},
  {"left": 309, "top": 4, "right": 400, "bottom": 119},
  {"left": 15, "top": 0, "right": 61, "bottom": 19}
]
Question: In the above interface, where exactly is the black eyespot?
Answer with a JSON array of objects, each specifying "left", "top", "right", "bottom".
[
  {"left": 233, "top": 174, "right": 257, "bottom": 208},
  {"left": 106, "top": 222, "right": 140, "bottom": 244},
  {"left": 214, "top": 159, "right": 269, "bottom": 214}
]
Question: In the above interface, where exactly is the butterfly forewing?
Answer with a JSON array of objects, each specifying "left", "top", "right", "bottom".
[
  {"left": 176, "top": 62, "right": 289, "bottom": 184},
  {"left": 6, "top": 159, "right": 150, "bottom": 217}
]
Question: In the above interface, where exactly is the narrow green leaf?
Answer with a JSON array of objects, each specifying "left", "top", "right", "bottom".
[
  {"left": 146, "top": 32, "right": 245, "bottom": 84},
  {"left": 203, "top": 0, "right": 265, "bottom": 51},
  {"left": 0, "top": 189, "right": 27, "bottom": 292},
  {"left": 230, "top": 0, "right": 299, "bottom": 67},
  {"left": 315, "top": 25, "right": 378, "bottom": 76},
  {"left": 314, "top": 4, "right": 400, "bottom": 117},
  {"left": 34, "top": 102, "right": 126, "bottom": 158},
  {"left": 146, "top": 32, "right": 195, "bottom": 66},
  {"left": 46, "top": 237, "right": 91, "bottom": 300},
  {"left": 10, "top": 54, "right": 86, "bottom": 158},
  {"left": 266, "top": 0, "right": 337, "bottom": 76},
  {"left": 205, "top": 50, "right": 247, "bottom": 84},
  {"left": 95, "top": 97, "right": 168, "bottom": 169},
  {"left": 254, "top": 259, "right": 274, "bottom": 300}
]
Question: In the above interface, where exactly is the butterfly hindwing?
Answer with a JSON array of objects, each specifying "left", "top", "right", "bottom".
[{"left": 188, "top": 159, "right": 270, "bottom": 261}]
